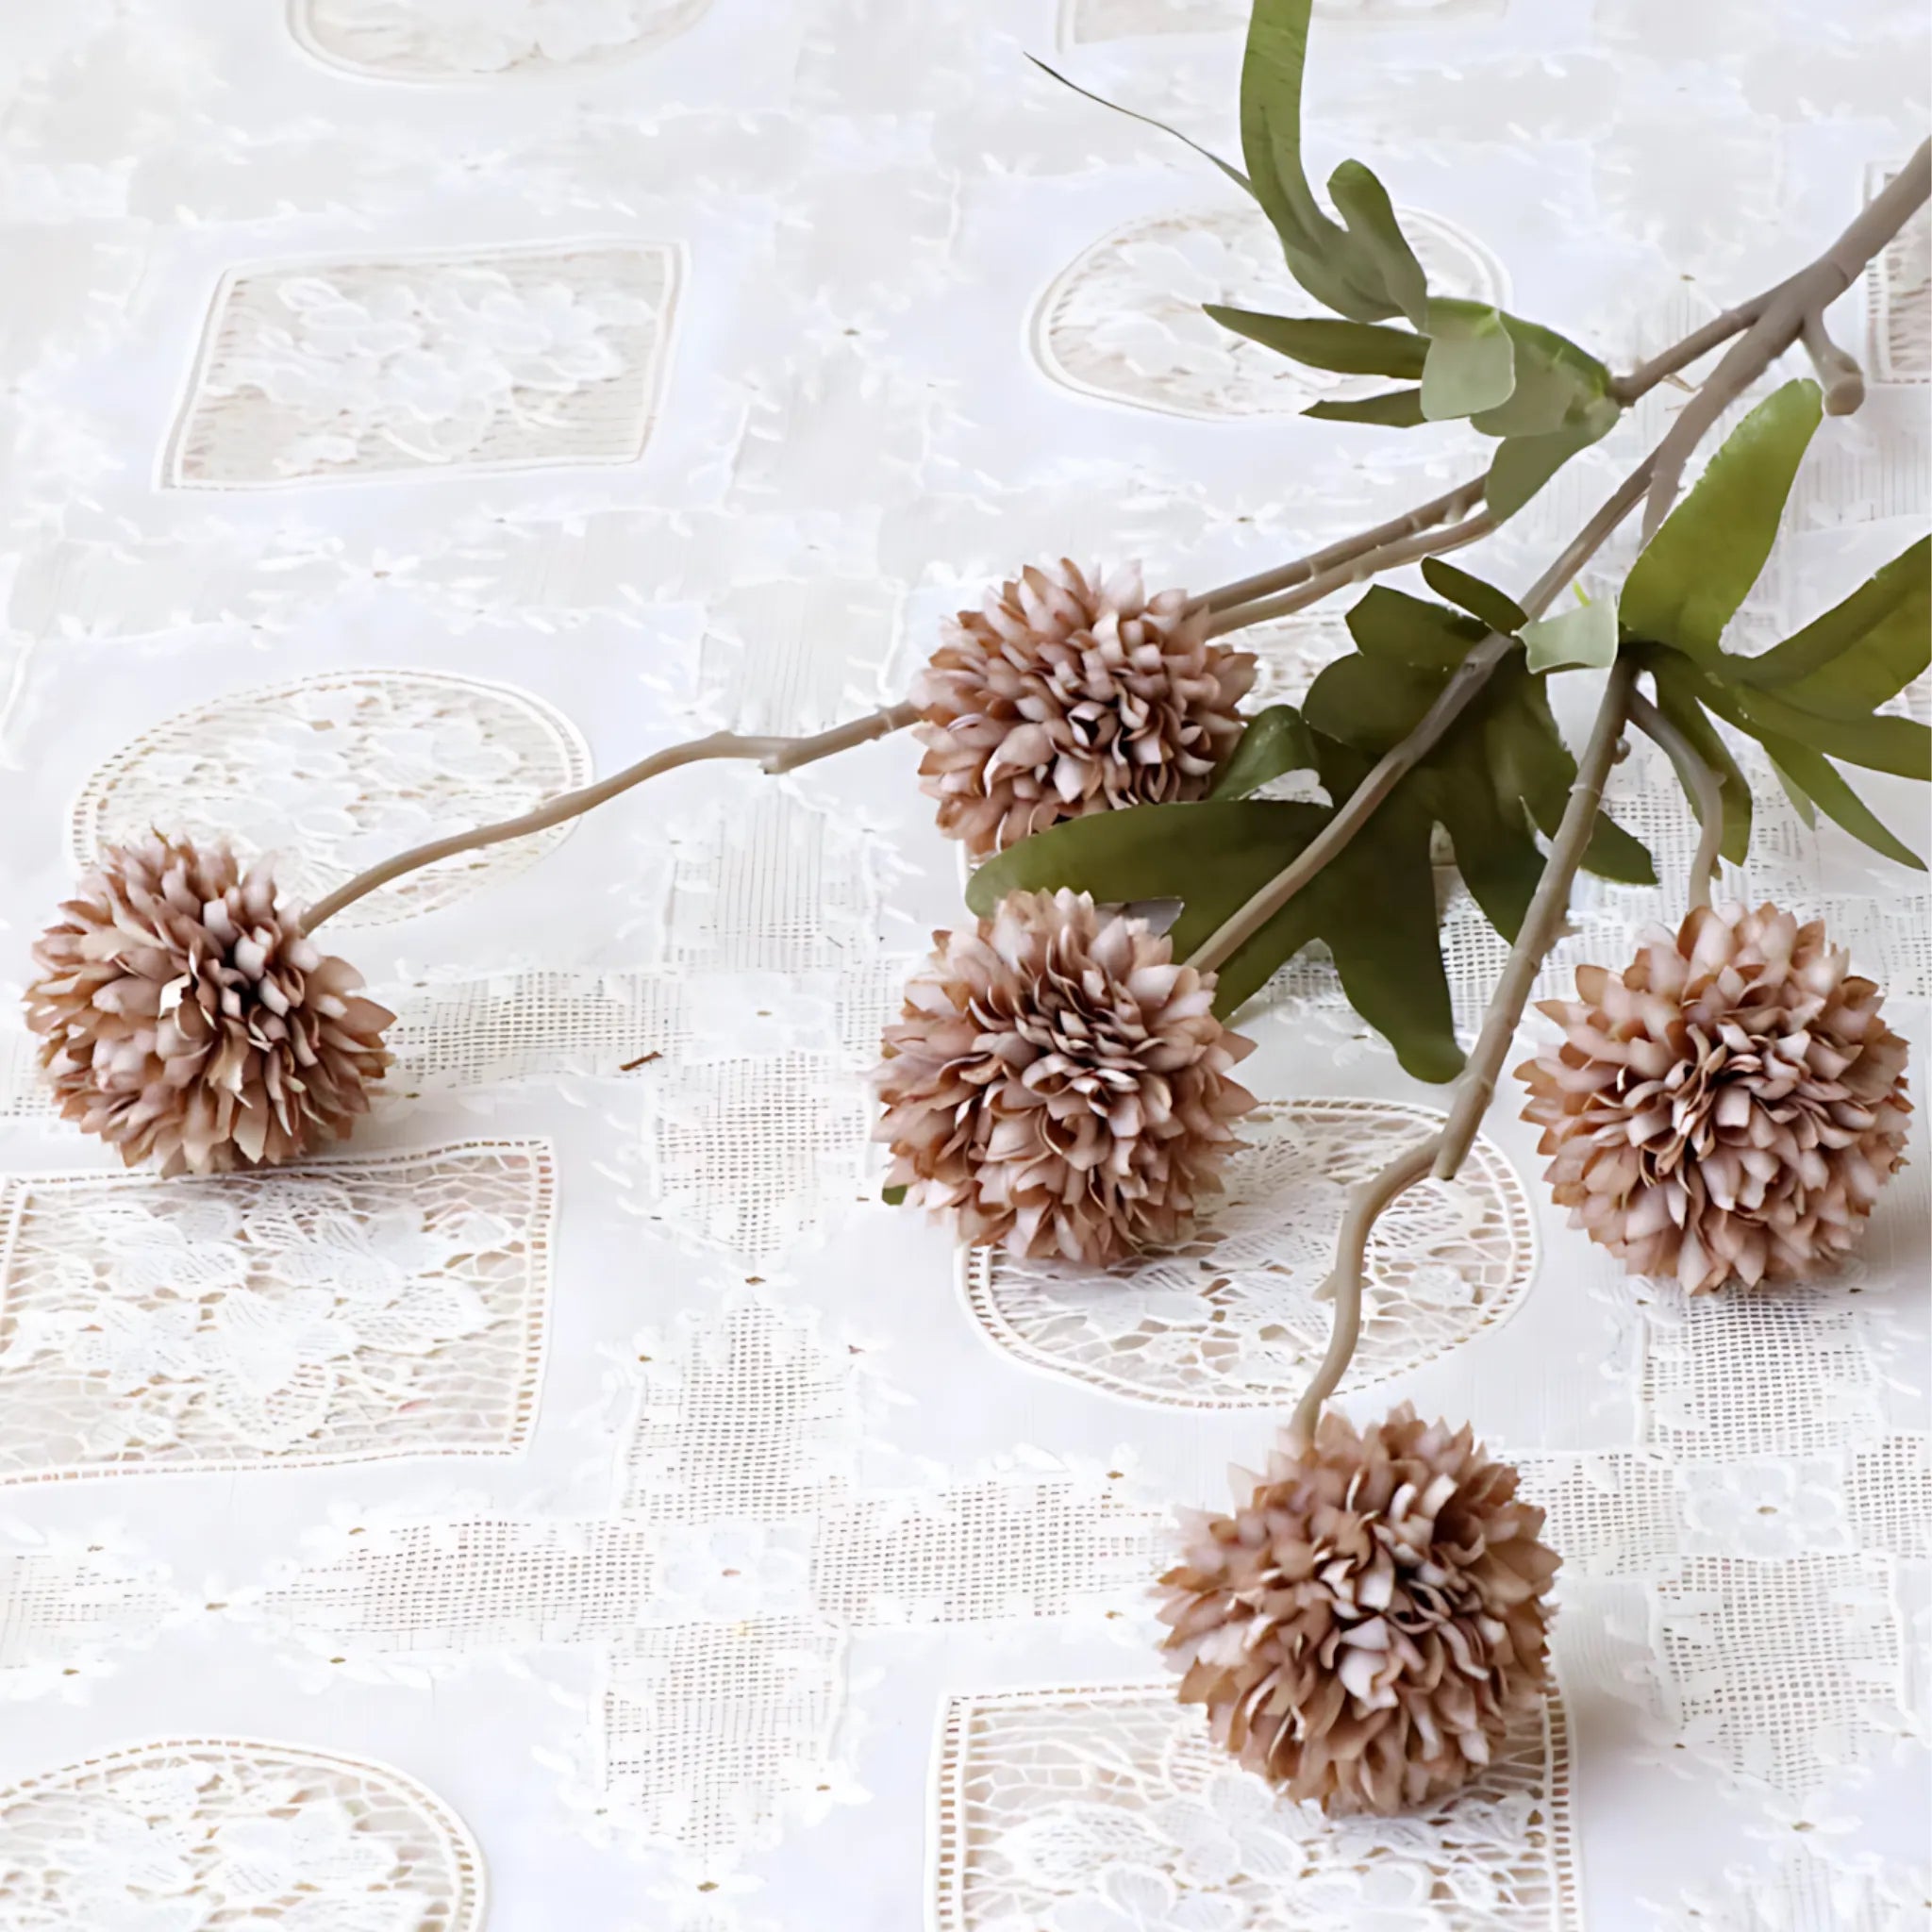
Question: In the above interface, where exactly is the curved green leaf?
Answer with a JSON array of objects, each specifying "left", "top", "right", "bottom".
[
  {"left": 1209, "top": 705, "right": 1319, "bottom": 798},
  {"left": 1304, "top": 389, "right": 1427, "bottom": 425},
  {"left": 1471, "top": 317, "right": 1611, "bottom": 439},
  {"left": 1026, "top": 58, "right": 1251, "bottom": 193},
  {"left": 1417, "top": 736, "right": 1543, "bottom": 940},
  {"left": 1746, "top": 732, "right": 1925, "bottom": 870},
  {"left": 1420, "top": 557, "right": 1526, "bottom": 636},
  {"left": 1724, "top": 684, "right": 1930, "bottom": 780},
  {"left": 1522, "top": 597, "right": 1618, "bottom": 673},
  {"left": 1485, "top": 395, "right": 1621, "bottom": 521},
  {"left": 1738, "top": 534, "right": 1931, "bottom": 717},
  {"left": 1344, "top": 585, "right": 1485, "bottom": 671},
  {"left": 1644, "top": 654, "right": 1754, "bottom": 864},
  {"left": 1421, "top": 300, "right": 1516, "bottom": 421},
  {"left": 1621, "top": 379, "right": 1824, "bottom": 658},
  {"left": 1327, "top": 159, "right": 1429, "bottom": 328},
  {"left": 1304, "top": 650, "right": 1440, "bottom": 748},
  {"left": 1205, "top": 307, "right": 1428, "bottom": 376}
]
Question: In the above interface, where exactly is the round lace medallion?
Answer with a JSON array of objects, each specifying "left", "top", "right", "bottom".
[
  {"left": 73, "top": 670, "right": 591, "bottom": 928},
  {"left": 961, "top": 1098, "right": 1536, "bottom": 1408},
  {"left": 0, "top": 1738, "right": 484, "bottom": 1931},
  {"left": 1031, "top": 203, "right": 1509, "bottom": 419}
]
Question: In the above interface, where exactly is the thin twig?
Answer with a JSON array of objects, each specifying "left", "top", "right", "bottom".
[
  {"left": 1433, "top": 658, "right": 1639, "bottom": 1178},
  {"left": 1607, "top": 297, "right": 1766, "bottom": 404},
  {"left": 1188, "top": 459, "right": 1657, "bottom": 976},
  {"left": 1627, "top": 689, "right": 1724, "bottom": 913},
  {"left": 1196, "top": 475, "right": 1489, "bottom": 615},
  {"left": 1640, "top": 140, "right": 1930, "bottom": 539},
  {"left": 300, "top": 703, "right": 921, "bottom": 931},
  {"left": 1285, "top": 660, "right": 1638, "bottom": 1451},
  {"left": 1800, "top": 308, "right": 1867, "bottom": 417},
  {"left": 1286, "top": 1136, "right": 1439, "bottom": 1451},
  {"left": 1205, "top": 512, "right": 1495, "bottom": 638}
]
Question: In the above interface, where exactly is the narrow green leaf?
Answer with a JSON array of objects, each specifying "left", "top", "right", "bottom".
[
  {"left": 1204, "top": 306, "right": 1429, "bottom": 376},
  {"left": 1522, "top": 597, "right": 1619, "bottom": 673},
  {"left": 1748, "top": 733, "right": 1925, "bottom": 870},
  {"left": 1724, "top": 683, "right": 1931, "bottom": 780},
  {"left": 1209, "top": 705, "right": 1319, "bottom": 798},
  {"left": 1344, "top": 585, "right": 1485, "bottom": 672},
  {"left": 1420, "top": 557, "right": 1526, "bottom": 636},
  {"left": 1485, "top": 395, "right": 1621, "bottom": 521},
  {"left": 1471, "top": 317, "right": 1612, "bottom": 439},
  {"left": 1764, "top": 752, "right": 1819, "bottom": 828},
  {"left": 1620, "top": 379, "right": 1824, "bottom": 658},
  {"left": 1327, "top": 159, "right": 1429, "bottom": 328},
  {"left": 1027, "top": 58, "right": 1252, "bottom": 194},
  {"left": 1421, "top": 300, "right": 1517, "bottom": 421},
  {"left": 1304, "top": 389, "right": 1427, "bottom": 425},
  {"left": 1644, "top": 654, "right": 1754, "bottom": 863},
  {"left": 1418, "top": 737, "right": 1543, "bottom": 941},
  {"left": 1304, "top": 650, "right": 1441, "bottom": 748},
  {"left": 963, "top": 798, "right": 1326, "bottom": 921},
  {"left": 882, "top": 1184, "right": 908, "bottom": 1207},
  {"left": 1737, "top": 535, "right": 1931, "bottom": 717}
]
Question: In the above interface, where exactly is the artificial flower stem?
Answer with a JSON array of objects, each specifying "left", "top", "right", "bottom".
[
  {"left": 1285, "top": 1137, "right": 1438, "bottom": 1453},
  {"left": 1194, "top": 475, "right": 1489, "bottom": 615},
  {"left": 1627, "top": 689, "right": 1724, "bottom": 914},
  {"left": 1285, "top": 658, "right": 1637, "bottom": 1451},
  {"left": 1432, "top": 657, "right": 1640, "bottom": 1178},
  {"left": 299, "top": 702, "right": 922, "bottom": 932},
  {"left": 1186, "top": 461, "right": 1658, "bottom": 978},
  {"left": 1202, "top": 511, "right": 1496, "bottom": 639},
  {"left": 1640, "top": 139, "right": 1930, "bottom": 537}
]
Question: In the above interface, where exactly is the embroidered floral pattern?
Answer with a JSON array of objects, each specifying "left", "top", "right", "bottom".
[
  {"left": 73, "top": 671, "right": 591, "bottom": 928},
  {"left": 165, "top": 243, "right": 678, "bottom": 483},
  {"left": 966, "top": 1100, "right": 1534, "bottom": 1407},
  {"left": 0, "top": 1142, "right": 553, "bottom": 1480},
  {"left": 292, "top": 0, "right": 713, "bottom": 77},
  {"left": 0, "top": 1738, "right": 483, "bottom": 1931}
]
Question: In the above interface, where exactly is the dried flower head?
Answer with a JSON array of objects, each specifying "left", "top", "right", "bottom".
[
  {"left": 874, "top": 888, "right": 1256, "bottom": 1263},
  {"left": 1520, "top": 901, "right": 1911, "bottom": 1293},
  {"left": 25, "top": 835, "right": 394, "bottom": 1176},
  {"left": 1158, "top": 1406, "right": 1559, "bottom": 1815},
  {"left": 912, "top": 559, "right": 1256, "bottom": 856}
]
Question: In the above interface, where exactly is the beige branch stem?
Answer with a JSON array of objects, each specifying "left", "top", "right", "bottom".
[
  {"left": 1640, "top": 140, "right": 1929, "bottom": 539},
  {"left": 299, "top": 702, "right": 922, "bottom": 932},
  {"left": 1284, "top": 658, "right": 1638, "bottom": 1451},
  {"left": 1800, "top": 308, "right": 1868, "bottom": 417},
  {"left": 1627, "top": 689, "right": 1724, "bottom": 913}
]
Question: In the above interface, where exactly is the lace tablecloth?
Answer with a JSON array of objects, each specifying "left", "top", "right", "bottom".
[{"left": 1, "top": 4, "right": 1927, "bottom": 1928}]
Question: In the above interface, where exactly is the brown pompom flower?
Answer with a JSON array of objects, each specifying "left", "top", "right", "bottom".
[
  {"left": 1158, "top": 1406, "right": 1559, "bottom": 1816},
  {"left": 874, "top": 888, "right": 1256, "bottom": 1263},
  {"left": 25, "top": 835, "right": 394, "bottom": 1176},
  {"left": 912, "top": 559, "right": 1256, "bottom": 856},
  {"left": 1520, "top": 901, "right": 1911, "bottom": 1293}
]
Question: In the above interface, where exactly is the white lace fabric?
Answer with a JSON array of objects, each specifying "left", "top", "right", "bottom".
[{"left": 0, "top": 1, "right": 1927, "bottom": 1928}]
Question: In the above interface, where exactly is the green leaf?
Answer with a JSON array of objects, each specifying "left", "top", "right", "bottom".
[
  {"left": 1304, "top": 389, "right": 1427, "bottom": 425},
  {"left": 1747, "top": 731, "right": 1925, "bottom": 870},
  {"left": 1344, "top": 584, "right": 1487, "bottom": 670},
  {"left": 1415, "top": 733, "right": 1544, "bottom": 940},
  {"left": 1764, "top": 751, "right": 1819, "bottom": 829},
  {"left": 964, "top": 798, "right": 1324, "bottom": 921},
  {"left": 1304, "top": 649, "right": 1440, "bottom": 748},
  {"left": 1326, "top": 159, "right": 1429, "bottom": 328},
  {"left": 1485, "top": 395, "right": 1621, "bottom": 521},
  {"left": 1238, "top": 0, "right": 1434, "bottom": 324},
  {"left": 1522, "top": 597, "right": 1620, "bottom": 673},
  {"left": 1620, "top": 379, "right": 1824, "bottom": 658},
  {"left": 881, "top": 1184, "right": 908, "bottom": 1207},
  {"left": 1471, "top": 317, "right": 1612, "bottom": 439},
  {"left": 1737, "top": 535, "right": 1931, "bottom": 718},
  {"left": 1420, "top": 557, "right": 1526, "bottom": 636},
  {"left": 1724, "top": 684, "right": 1931, "bottom": 780},
  {"left": 1204, "top": 306, "right": 1429, "bottom": 376},
  {"left": 1421, "top": 300, "right": 1516, "bottom": 421},
  {"left": 1026, "top": 57, "right": 1252, "bottom": 195},
  {"left": 963, "top": 796, "right": 1463, "bottom": 1081},
  {"left": 1644, "top": 654, "right": 1754, "bottom": 863},
  {"left": 1209, "top": 705, "right": 1319, "bottom": 798}
]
